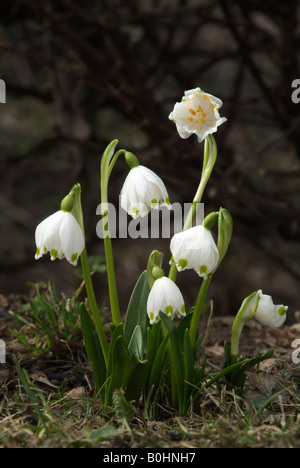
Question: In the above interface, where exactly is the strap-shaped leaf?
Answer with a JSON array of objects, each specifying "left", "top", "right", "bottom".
[
  {"left": 183, "top": 328, "right": 194, "bottom": 408},
  {"left": 146, "top": 334, "right": 169, "bottom": 393},
  {"left": 124, "top": 270, "right": 150, "bottom": 355},
  {"left": 159, "top": 313, "right": 185, "bottom": 411},
  {"left": 125, "top": 353, "right": 148, "bottom": 402},
  {"left": 128, "top": 325, "right": 143, "bottom": 360},
  {"left": 105, "top": 333, "right": 131, "bottom": 403},
  {"left": 79, "top": 303, "right": 106, "bottom": 395}
]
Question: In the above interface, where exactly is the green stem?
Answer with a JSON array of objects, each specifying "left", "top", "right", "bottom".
[
  {"left": 103, "top": 224, "right": 122, "bottom": 325},
  {"left": 80, "top": 247, "right": 109, "bottom": 366},
  {"left": 230, "top": 291, "right": 259, "bottom": 366},
  {"left": 189, "top": 276, "right": 212, "bottom": 347},
  {"left": 100, "top": 147, "right": 126, "bottom": 326},
  {"left": 230, "top": 318, "right": 243, "bottom": 364},
  {"left": 168, "top": 135, "right": 217, "bottom": 283}
]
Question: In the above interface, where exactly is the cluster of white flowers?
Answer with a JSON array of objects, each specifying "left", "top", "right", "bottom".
[{"left": 34, "top": 86, "right": 288, "bottom": 331}]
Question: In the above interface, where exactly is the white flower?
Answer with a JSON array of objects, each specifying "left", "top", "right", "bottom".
[
  {"left": 168, "top": 87, "right": 227, "bottom": 143},
  {"left": 35, "top": 210, "right": 85, "bottom": 266},
  {"left": 254, "top": 290, "right": 288, "bottom": 328},
  {"left": 120, "top": 165, "right": 171, "bottom": 218},
  {"left": 147, "top": 276, "right": 186, "bottom": 325},
  {"left": 170, "top": 225, "right": 219, "bottom": 279}
]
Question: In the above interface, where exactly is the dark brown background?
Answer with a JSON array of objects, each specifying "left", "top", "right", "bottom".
[{"left": 0, "top": 0, "right": 299, "bottom": 322}]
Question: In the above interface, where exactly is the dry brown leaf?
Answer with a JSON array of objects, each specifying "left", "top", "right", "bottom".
[
  {"left": 245, "top": 370, "right": 277, "bottom": 396},
  {"left": 29, "top": 371, "right": 58, "bottom": 388},
  {"left": 65, "top": 386, "right": 85, "bottom": 400}
]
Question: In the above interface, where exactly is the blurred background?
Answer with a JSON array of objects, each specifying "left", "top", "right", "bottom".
[{"left": 0, "top": 0, "right": 299, "bottom": 322}]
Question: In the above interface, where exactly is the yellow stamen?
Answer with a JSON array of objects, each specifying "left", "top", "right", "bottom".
[
  {"left": 198, "top": 104, "right": 203, "bottom": 112},
  {"left": 187, "top": 117, "right": 193, "bottom": 122},
  {"left": 201, "top": 117, "right": 205, "bottom": 123},
  {"left": 202, "top": 112, "right": 206, "bottom": 118},
  {"left": 189, "top": 108, "right": 196, "bottom": 115},
  {"left": 194, "top": 119, "right": 199, "bottom": 123}
]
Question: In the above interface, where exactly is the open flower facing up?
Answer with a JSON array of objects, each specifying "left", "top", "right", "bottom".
[
  {"left": 168, "top": 87, "right": 227, "bottom": 143},
  {"left": 170, "top": 225, "right": 219, "bottom": 279},
  {"left": 120, "top": 165, "right": 171, "bottom": 218},
  {"left": 35, "top": 210, "right": 85, "bottom": 266},
  {"left": 147, "top": 276, "right": 186, "bottom": 325},
  {"left": 255, "top": 290, "right": 288, "bottom": 328}
]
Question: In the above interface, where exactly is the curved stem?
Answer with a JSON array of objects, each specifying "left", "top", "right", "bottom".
[
  {"left": 100, "top": 146, "right": 126, "bottom": 325},
  {"left": 168, "top": 136, "right": 218, "bottom": 283}
]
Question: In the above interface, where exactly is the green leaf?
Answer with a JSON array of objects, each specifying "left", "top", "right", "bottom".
[
  {"left": 123, "top": 270, "right": 150, "bottom": 354},
  {"left": 128, "top": 325, "right": 143, "bottom": 359},
  {"left": 159, "top": 313, "right": 185, "bottom": 411},
  {"left": 125, "top": 354, "right": 148, "bottom": 402},
  {"left": 79, "top": 303, "right": 106, "bottom": 396},
  {"left": 216, "top": 207, "right": 233, "bottom": 267},
  {"left": 105, "top": 326, "right": 131, "bottom": 403},
  {"left": 183, "top": 328, "right": 194, "bottom": 407},
  {"left": 146, "top": 333, "right": 169, "bottom": 393},
  {"left": 14, "top": 358, "right": 48, "bottom": 434},
  {"left": 88, "top": 426, "right": 122, "bottom": 443}
]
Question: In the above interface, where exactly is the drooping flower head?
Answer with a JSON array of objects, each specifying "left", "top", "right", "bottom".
[
  {"left": 35, "top": 210, "right": 84, "bottom": 266},
  {"left": 170, "top": 224, "right": 219, "bottom": 279},
  {"left": 168, "top": 87, "right": 227, "bottom": 143},
  {"left": 120, "top": 165, "right": 171, "bottom": 219},
  {"left": 147, "top": 276, "right": 186, "bottom": 325},
  {"left": 254, "top": 290, "right": 288, "bottom": 328}
]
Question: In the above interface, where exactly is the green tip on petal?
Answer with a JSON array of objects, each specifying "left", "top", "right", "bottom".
[
  {"left": 278, "top": 306, "right": 287, "bottom": 316},
  {"left": 165, "top": 197, "right": 171, "bottom": 205},
  {"left": 199, "top": 265, "right": 207, "bottom": 275},
  {"left": 178, "top": 258, "right": 188, "bottom": 271},
  {"left": 51, "top": 249, "right": 58, "bottom": 259},
  {"left": 165, "top": 305, "right": 173, "bottom": 316},
  {"left": 149, "top": 312, "right": 155, "bottom": 323},
  {"left": 71, "top": 253, "right": 78, "bottom": 263},
  {"left": 181, "top": 304, "right": 186, "bottom": 314},
  {"left": 36, "top": 247, "right": 40, "bottom": 257}
]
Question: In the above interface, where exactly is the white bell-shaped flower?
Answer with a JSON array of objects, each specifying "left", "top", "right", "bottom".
[
  {"left": 170, "top": 225, "right": 219, "bottom": 279},
  {"left": 35, "top": 210, "right": 85, "bottom": 266},
  {"left": 120, "top": 165, "right": 171, "bottom": 219},
  {"left": 254, "top": 290, "right": 288, "bottom": 328},
  {"left": 168, "top": 87, "right": 227, "bottom": 143},
  {"left": 147, "top": 276, "right": 186, "bottom": 325}
]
